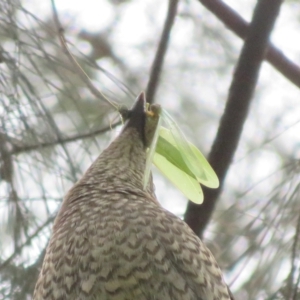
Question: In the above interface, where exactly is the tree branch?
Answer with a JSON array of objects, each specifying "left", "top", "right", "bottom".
[
  {"left": 146, "top": 0, "right": 179, "bottom": 104},
  {"left": 197, "top": 0, "right": 300, "bottom": 89},
  {"left": 184, "top": 0, "right": 283, "bottom": 237},
  {"left": 289, "top": 213, "right": 300, "bottom": 299},
  {"left": 0, "top": 216, "right": 55, "bottom": 271},
  {"left": 50, "top": 0, "right": 118, "bottom": 110},
  {"left": 10, "top": 122, "right": 121, "bottom": 155}
]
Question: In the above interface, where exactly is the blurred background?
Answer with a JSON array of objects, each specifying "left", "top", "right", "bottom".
[{"left": 0, "top": 0, "right": 300, "bottom": 299}]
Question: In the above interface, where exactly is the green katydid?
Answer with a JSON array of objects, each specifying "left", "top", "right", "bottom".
[{"left": 143, "top": 102, "right": 219, "bottom": 204}]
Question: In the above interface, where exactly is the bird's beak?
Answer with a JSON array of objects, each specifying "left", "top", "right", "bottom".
[{"left": 123, "top": 92, "right": 147, "bottom": 146}]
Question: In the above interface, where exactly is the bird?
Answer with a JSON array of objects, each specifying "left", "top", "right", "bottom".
[{"left": 33, "top": 93, "right": 234, "bottom": 300}]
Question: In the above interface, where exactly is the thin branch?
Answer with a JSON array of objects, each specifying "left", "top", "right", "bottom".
[
  {"left": 0, "top": 216, "right": 55, "bottom": 271},
  {"left": 10, "top": 121, "right": 121, "bottom": 155},
  {"left": 1, "top": 246, "right": 47, "bottom": 298},
  {"left": 50, "top": 0, "right": 118, "bottom": 110},
  {"left": 184, "top": 0, "right": 283, "bottom": 237},
  {"left": 197, "top": 0, "right": 300, "bottom": 89},
  {"left": 146, "top": 0, "right": 179, "bottom": 104},
  {"left": 289, "top": 213, "right": 300, "bottom": 300}
]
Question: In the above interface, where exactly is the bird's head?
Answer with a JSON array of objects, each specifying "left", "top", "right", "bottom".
[{"left": 80, "top": 92, "right": 160, "bottom": 198}]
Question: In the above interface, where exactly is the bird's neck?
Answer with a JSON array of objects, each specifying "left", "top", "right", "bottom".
[{"left": 79, "top": 129, "right": 156, "bottom": 197}]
